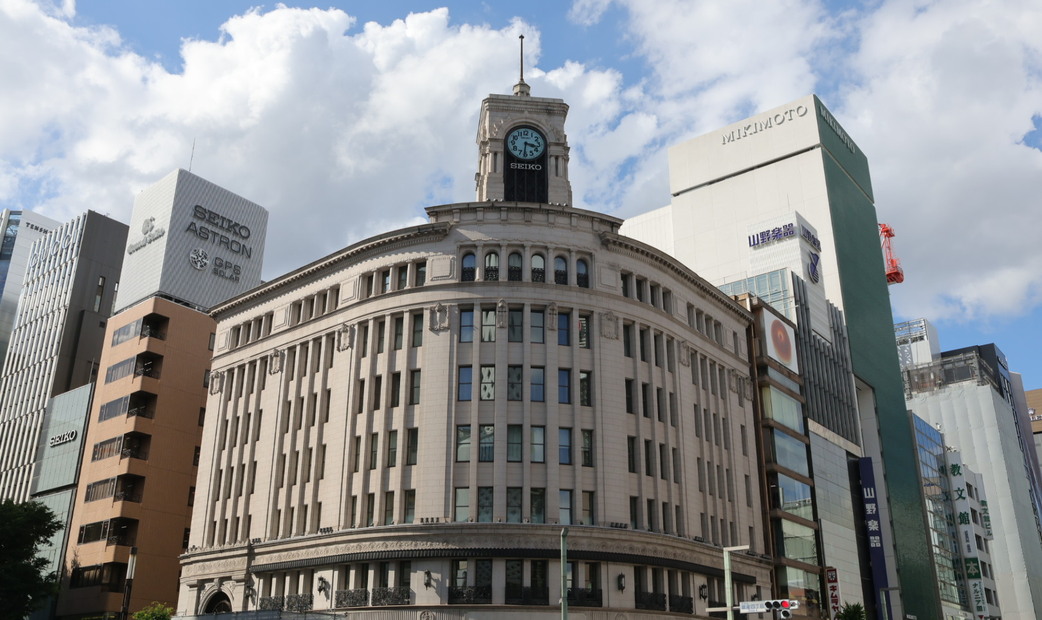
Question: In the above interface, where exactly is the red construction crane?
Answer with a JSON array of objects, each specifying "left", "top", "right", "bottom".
[{"left": 879, "top": 223, "right": 904, "bottom": 285}]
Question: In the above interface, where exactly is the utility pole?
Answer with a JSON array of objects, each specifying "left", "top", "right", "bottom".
[
  {"left": 561, "top": 527, "right": 569, "bottom": 620},
  {"left": 723, "top": 545, "right": 749, "bottom": 620}
]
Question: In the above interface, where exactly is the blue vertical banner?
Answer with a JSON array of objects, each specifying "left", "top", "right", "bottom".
[{"left": 858, "top": 458, "right": 891, "bottom": 616}]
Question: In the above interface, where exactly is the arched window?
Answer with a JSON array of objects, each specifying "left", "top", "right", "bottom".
[
  {"left": 461, "top": 253, "right": 476, "bottom": 282},
  {"left": 508, "top": 252, "right": 523, "bottom": 281},
  {"left": 531, "top": 254, "right": 546, "bottom": 283},
  {"left": 576, "top": 259, "right": 589, "bottom": 288},
  {"left": 484, "top": 252, "right": 499, "bottom": 281},
  {"left": 554, "top": 256, "right": 568, "bottom": 285}
]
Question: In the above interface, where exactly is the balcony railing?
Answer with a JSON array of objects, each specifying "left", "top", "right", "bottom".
[
  {"left": 508, "top": 266, "right": 523, "bottom": 281},
  {"left": 334, "top": 589, "right": 368, "bottom": 608},
  {"left": 554, "top": 270, "right": 568, "bottom": 284},
  {"left": 635, "top": 591, "right": 667, "bottom": 611},
  {"left": 370, "top": 586, "right": 411, "bottom": 606},
  {"left": 577, "top": 273, "right": 589, "bottom": 288},
  {"left": 126, "top": 405, "right": 155, "bottom": 419},
  {"left": 669, "top": 594, "right": 694, "bottom": 613},
  {"left": 284, "top": 593, "right": 313, "bottom": 612},
  {"left": 448, "top": 585, "right": 492, "bottom": 604},
  {"left": 567, "top": 588, "right": 603, "bottom": 607},
  {"left": 139, "top": 325, "right": 166, "bottom": 340},
  {"left": 504, "top": 585, "right": 550, "bottom": 606},
  {"left": 531, "top": 268, "right": 545, "bottom": 283},
  {"left": 483, "top": 267, "right": 499, "bottom": 281},
  {"left": 461, "top": 267, "right": 475, "bottom": 282},
  {"left": 105, "top": 534, "right": 136, "bottom": 547}
]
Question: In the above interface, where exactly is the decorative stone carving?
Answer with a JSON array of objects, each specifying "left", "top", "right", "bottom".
[
  {"left": 429, "top": 303, "right": 449, "bottom": 332},
  {"left": 336, "top": 323, "right": 355, "bottom": 351},
  {"left": 547, "top": 302, "right": 558, "bottom": 330},
  {"left": 496, "top": 299, "right": 507, "bottom": 328},
  {"left": 419, "top": 611, "right": 436, "bottom": 620},
  {"left": 208, "top": 370, "right": 223, "bottom": 395},
  {"left": 679, "top": 341, "right": 691, "bottom": 366},
  {"left": 599, "top": 311, "right": 618, "bottom": 339},
  {"left": 268, "top": 349, "right": 284, "bottom": 375}
]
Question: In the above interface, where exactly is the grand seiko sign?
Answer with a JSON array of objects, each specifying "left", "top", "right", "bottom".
[{"left": 186, "top": 205, "right": 254, "bottom": 259}]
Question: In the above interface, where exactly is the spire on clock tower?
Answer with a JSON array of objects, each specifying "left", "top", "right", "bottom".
[
  {"left": 513, "top": 34, "right": 530, "bottom": 97},
  {"left": 475, "top": 36, "right": 572, "bottom": 206}
]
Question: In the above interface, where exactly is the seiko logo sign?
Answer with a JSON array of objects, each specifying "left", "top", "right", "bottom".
[
  {"left": 509, "top": 163, "right": 542, "bottom": 170},
  {"left": 49, "top": 429, "right": 77, "bottom": 447}
]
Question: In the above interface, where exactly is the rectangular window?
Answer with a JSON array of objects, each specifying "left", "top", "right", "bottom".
[
  {"left": 409, "top": 370, "right": 421, "bottom": 405},
  {"left": 387, "top": 430, "right": 398, "bottom": 467},
  {"left": 644, "top": 439, "right": 654, "bottom": 477},
  {"left": 479, "top": 425, "right": 494, "bottom": 462},
  {"left": 559, "top": 428, "right": 573, "bottom": 464},
  {"left": 507, "top": 425, "right": 522, "bottom": 462},
  {"left": 578, "top": 314, "right": 591, "bottom": 349},
  {"left": 458, "top": 366, "right": 473, "bottom": 401},
  {"left": 627, "top": 437, "right": 637, "bottom": 473},
  {"left": 647, "top": 499, "right": 656, "bottom": 531},
  {"left": 369, "top": 433, "right": 379, "bottom": 470},
  {"left": 104, "top": 357, "right": 135, "bottom": 383},
  {"left": 359, "top": 324, "right": 369, "bottom": 357},
  {"left": 415, "top": 261, "right": 427, "bottom": 286},
  {"left": 639, "top": 328, "right": 648, "bottom": 361},
  {"left": 656, "top": 387, "right": 665, "bottom": 421},
  {"left": 507, "top": 365, "right": 522, "bottom": 401},
  {"left": 623, "top": 324, "right": 633, "bottom": 357},
  {"left": 531, "top": 367, "right": 545, "bottom": 402},
  {"left": 404, "top": 489, "right": 416, "bottom": 523},
  {"left": 582, "top": 491, "right": 595, "bottom": 525},
  {"left": 531, "top": 426, "right": 545, "bottom": 463},
  {"left": 480, "top": 365, "right": 496, "bottom": 400},
  {"left": 531, "top": 310, "right": 545, "bottom": 343},
  {"left": 629, "top": 496, "right": 639, "bottom": 529},
  {"left": 581, "top": 430, "right": 594, "bottom": 467},
  {"left": 376, "top": 321, "right": 385, "bottom": 353},
  {"left": 478, "top": 486, "right": 493, "bottom": 522},
  {"left": 393, "top": 316, "right": 404, "bottom": 349},
  {"left": 659, "top": 443, "right": 668, "bottom": 480},
  {"left": 641, "top": 383, "right": 651, "bottom": 418},
  {"left": 398, "top": 266, "right": 409, "bottom": 291},
  {"left": 356, "top": 379, "right": 366, "bottom": 413},
  {"left": 507, "top": 487, "right": 523, "bottom": 523},
  {"left": 384, "top": 491, "right": 395, "bottom": 525},
  {"left": 456, "top": 425, "right": 471, "bottom": 462},
  {"left": 625, "top": 379, "right": 635, "bottom": 413},
  {"left": 372, "top": 375, "right": 382, "bottom": 410},
  {"left": 406, "top": 428, "right": 418, "bottom": 465},
  {"left": 454, "top": 488, "right": 469, "bottom": 522},
  {"left": 560, "top": 490, "right": 573, "bottom": 525},
  {"left": 531, "top": 488, "right": 546, "bottom": 523},
  {"left": 390, "top": 372, "right": 401, "bottom": 407},
  {"left": 481, "top": 309, "right": 496, "bottom": 342},
  {"left": 411, "top": 312, "right": 424, "bottom": 347},
  {"left": 558, "top": 369, "right": 571, "bottom": 404},
  {"left": 459, "top": 309, "right": 474, "bottom": 343},
  {"left": 558, "top": 312, "right": 571, "bottom": 345},
  {"left": 579, "top": 370, "right": 592, "bottom": 406},
  {"left": 508, "top": 309, "right": 523, "bottom": 342}
]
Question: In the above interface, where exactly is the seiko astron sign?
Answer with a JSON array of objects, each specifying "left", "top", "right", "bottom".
[{"left": 116, "top": 169, "right": 268, "bottom": 312}]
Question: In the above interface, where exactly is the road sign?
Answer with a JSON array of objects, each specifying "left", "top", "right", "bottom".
[{"left": 740, "top": 601, "right": 767, "bottom": 613}]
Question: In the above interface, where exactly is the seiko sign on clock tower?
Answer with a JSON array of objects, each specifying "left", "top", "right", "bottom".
[{"left": 475, "top": 76, "right": 572, "bottom": 206}]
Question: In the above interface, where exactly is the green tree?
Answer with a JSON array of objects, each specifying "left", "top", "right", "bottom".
[
  {"left": 835, "top": 601, "right": 867, "bottom": 620},
  {"left": 133, "top": 601, "right": 175, "bottom": 620},
  {"left": 0, "top": 499, "right": 62, "bottom": 619}
]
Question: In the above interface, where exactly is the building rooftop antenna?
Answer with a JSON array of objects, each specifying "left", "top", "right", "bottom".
[{"left": 513, "top": 34, "right": 531, "bottom": 97}]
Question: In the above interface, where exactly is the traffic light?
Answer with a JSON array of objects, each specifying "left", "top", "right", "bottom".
[{"left": 764, "top": 599, "right": 800, "bottom": 618}]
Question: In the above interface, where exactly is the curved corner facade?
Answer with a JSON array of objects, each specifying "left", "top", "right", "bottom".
[{"left": 177, "top": 201, "right": 772, "bottom": 617}]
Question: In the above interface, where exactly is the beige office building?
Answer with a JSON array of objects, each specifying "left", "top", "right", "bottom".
[{"left": 177, "top": 82, "right": 773, "bottom": 617}]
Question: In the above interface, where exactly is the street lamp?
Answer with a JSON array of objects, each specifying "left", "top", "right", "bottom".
[{"left": 120, "top": 546, "right": 139, "bottom": 620}]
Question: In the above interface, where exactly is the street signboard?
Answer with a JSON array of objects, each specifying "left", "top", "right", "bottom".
[{"left": 740, "top": 601, "right": 767, "bottom": 613}]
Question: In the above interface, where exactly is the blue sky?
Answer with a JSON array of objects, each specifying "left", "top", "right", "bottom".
[{"left": 3, "top": 0, "right": 1042, "bottom": 389}]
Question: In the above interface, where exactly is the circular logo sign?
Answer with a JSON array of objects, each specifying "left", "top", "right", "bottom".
[{"left": 189, "top": 248, "right": 209, "bottom": 270}]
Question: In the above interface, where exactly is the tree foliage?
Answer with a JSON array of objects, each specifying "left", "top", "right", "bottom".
[
  {"left": 0, "top": 499, "right": 63, "bottom": 619},
  {"left": 133, "top": 601, "right": 175, "bottom": 620},
  {"left": 835, "top": 601, "right": 867, "bottom": 620}
]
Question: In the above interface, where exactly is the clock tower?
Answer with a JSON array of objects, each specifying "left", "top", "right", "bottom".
[{"left": 475, "top": 47, "right": 572, "bottom": 206}]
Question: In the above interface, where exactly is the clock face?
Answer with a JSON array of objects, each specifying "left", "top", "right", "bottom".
[{"left": 506, "top": 127, "right": 546, "bottom": 160}]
